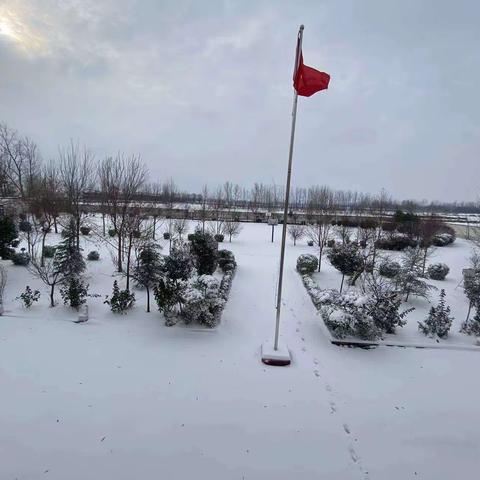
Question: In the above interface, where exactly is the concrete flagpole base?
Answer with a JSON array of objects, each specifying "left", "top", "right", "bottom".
[{"left": 261, "top": 340, "right": 291, "bottom": 366}]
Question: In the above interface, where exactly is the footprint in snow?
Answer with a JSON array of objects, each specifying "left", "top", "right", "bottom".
[
  {"left": 343, "top": 423, "right": 351, "bottom": 434},
  {"left": 313, "top": 370, "right": 320, "bottom": 377},
  {"left": 348, "top": 445, "right": 359, "bottom": 463},
  {"left": 329, "top": 402, "right": 337, "bottom": 414}
]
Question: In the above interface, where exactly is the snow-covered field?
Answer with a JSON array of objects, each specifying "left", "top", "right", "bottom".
[{"left": 1, "top": 221, "right": 479, "bottom": 479}]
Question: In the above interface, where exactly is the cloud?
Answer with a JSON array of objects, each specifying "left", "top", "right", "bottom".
[{"left": 0, "top": 0, "right": 478, "bottom": 202}]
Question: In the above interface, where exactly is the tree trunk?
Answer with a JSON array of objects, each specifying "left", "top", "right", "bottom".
[
  {"left": 117, "top": 235, "right": 123, "bottom": 272},
  {"left": 50, "top": 283, "right": 55, "bottom": 307},
  {"left": 340, "top": 274, "right": 345, "bottom": 293},
  {"left": 54, "top": 216, "right": 58, "bottom": 234},
  {"left": 466, "top": 301, "right": 472, "bottom": 321},
  {"left": 41, "top": 232, "right": 47, "bottom": 267},
  {"left": 153, "top": 216, "right": 156, "bottom": 240},
  {"left": 126, "top": 233, "right": 133, "bottom": 291},
  {"left": 146, "top": 287, "right": 150, "bottom": 313},
  {"left": 102, "top": 213, "right": 106, "bottom": 236}
]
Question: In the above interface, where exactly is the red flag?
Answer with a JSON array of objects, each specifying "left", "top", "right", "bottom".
[{"left": 293, "top": 33, "right": 330, "bottom": 97}]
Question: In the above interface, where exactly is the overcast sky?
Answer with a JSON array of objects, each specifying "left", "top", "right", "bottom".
[{"left": 0, "top": 0, "right": 479, "bottom": 202}]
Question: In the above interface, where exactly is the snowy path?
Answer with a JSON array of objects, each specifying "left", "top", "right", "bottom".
[{"left": 1, "top": 222, "right": 480, "bottom": 479}]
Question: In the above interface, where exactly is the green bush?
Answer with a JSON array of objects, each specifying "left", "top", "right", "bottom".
[
  {"left": 296, "top": 254, "right": 319, "bottom": 274},
  {"left": 87, "top": 250, "right": 100, "bottom": 261},
  {"left": 11, "top": 251, "right": 30, "bottom": 266},
  {"left": 218, "top": 250, "right": 236, "bottom": 272},
  {"left": 80, "top": 226, "right": 91, "bottom": 235},
  {"left": 214, "top": 234, "right": 224, "bottom": 242},
  {"left": 108, "top": 228, "right": 117, "bottom": 237},
  {"left": 43, "top": 245, "right": 56, "bottom": 258}
]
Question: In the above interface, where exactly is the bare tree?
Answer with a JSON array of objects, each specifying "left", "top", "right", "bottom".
[
  {"left": 97, "top": 153, "right": 147, "bottom": 272},
  {"left": 58, "top": 141, "right": 95, "bottom": 249},
  {"left": 288, "top": 223, "right": 305, "bottom": 246},
  {"left": 224, "top": 218, "right": 243, "bottom": 242}
]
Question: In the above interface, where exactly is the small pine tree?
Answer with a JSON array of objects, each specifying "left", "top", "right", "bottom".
[
  {"left": 104, "top": 280, "right": 135, "bottom": 314},
  {"left": 418, "top": 289, "right": 453, "bottom": 339},
  {"left": 189, "top": 231, "right": 218, "bottom": 275},
  {"left": 60, "top": 276, "right": 88, "bottom": 309},
  {"left": 133, "top": 243, "right": 162, "bottom": 312},
  {"left": 54, "top": 219, "right": 85, "bottom": 278},
  {"left": 0, "top": 215, "right": 18, "bottom": 258}
]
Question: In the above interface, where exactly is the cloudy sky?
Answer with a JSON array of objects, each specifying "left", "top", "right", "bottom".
[{"left": 0, "top": 0, "right": 478, "bottom": 202}]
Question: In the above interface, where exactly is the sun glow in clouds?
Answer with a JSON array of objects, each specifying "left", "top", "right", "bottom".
[{"left": 0, "top": 7, "right": 44, "bottom": 53}]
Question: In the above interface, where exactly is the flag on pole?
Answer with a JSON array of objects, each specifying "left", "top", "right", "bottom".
[{"left": 293, "top": 33, "right": 330, "bottom": 97}]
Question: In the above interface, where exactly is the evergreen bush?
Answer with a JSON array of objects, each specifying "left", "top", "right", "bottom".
[
  {"left": 104, "top": 280, "right": 135, "bottom": 313},
  {"left": 16, "top": 286, "right": 40, "bottom": 308},
  {"left": 418, "top": 289, "right": 453, "bottom": 339},
  {"left": 87, "top": 250, "right": 100, "bottom": 261},
  {"left": 427, "top": 263, "right": 450, "bottom": 280},
  {"left": 296, "top": 254, "right": 319, "bottom": 275}
]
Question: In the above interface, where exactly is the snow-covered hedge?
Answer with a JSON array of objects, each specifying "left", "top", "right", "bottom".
[
  {"left": 427, "top": 263, "right": 449, "bottom": 280},
  {"left": 432, "top": 232, "right": 455, "bottom": 247},
  {"left": 301, "top": 274, "right": 413, "bottom": 340},
  {"left": 379, "top": 260, "right": 401, "bottom": 278},
  {"left": 296, "top": 254, "right": 318, "bottom": 274}
]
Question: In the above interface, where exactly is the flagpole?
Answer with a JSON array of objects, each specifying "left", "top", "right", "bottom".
[{"left": 273, "top": 24, "right": 304, "bottom": 351}]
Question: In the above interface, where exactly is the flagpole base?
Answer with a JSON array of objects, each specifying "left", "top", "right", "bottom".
[{"left": 261, "top": 340, "right": 291, "bottom": 366}]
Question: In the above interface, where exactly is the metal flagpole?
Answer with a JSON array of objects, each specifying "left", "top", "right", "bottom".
[{"left": 273, "top": 25, "right": 304, "bottom": 351}]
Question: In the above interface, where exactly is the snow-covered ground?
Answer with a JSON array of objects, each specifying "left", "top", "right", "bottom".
[{"left": 1, "top": 221, "right": 479, "bottom": 479}]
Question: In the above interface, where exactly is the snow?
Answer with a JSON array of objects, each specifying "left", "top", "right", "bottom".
[{"left": 1, "top": 219, "right": 480, "bottom": 479}]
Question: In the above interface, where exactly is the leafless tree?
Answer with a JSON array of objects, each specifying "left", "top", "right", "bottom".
[
  {"left": 58, "top": 141, "right": 95, "bottom": 249},
  {"left": 288, "top": 223, "right": 305, "bottom": 246},
  {"left": 224, "top": 218, "right": 243, "bottom": 242},
  {"left": 0, "top": 265, "right": 7, "bottom": 312},
  {"left": 97, "top": 153, "right": 147, "bottom": 272},
  {"left": 173, "top": 218, "right": 189, "bottom": 240}
]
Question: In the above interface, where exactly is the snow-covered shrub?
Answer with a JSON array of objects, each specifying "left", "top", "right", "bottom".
[
  {"left": 320, "top": 292, "right": 382, "bottom": 341},
  {"left": 163, "top": 232, "right": 170, "bottom": 240},
  {"left": 43, "top": 245, "right": 56, "bottom": 258},
  {"left": 17, "top": 286, "right": 40, "bottom": 308},
  {"left": 189, "top": 231, "right": 218, "bottom": 275},
  {"left": 427, "top": 263, "right": 450, "bottom": 280},
  {"left": 418, "top": 289, "right": 453, "bottom": 339},
  {"left": 87, "top": 250, "right": 100, "bottom": 261},
  {"left": 397, "top": 247, "right": 436, "bottom": 301},
  {"left": 432, "top": 232, "right": 455, "bottom": 247},
  {"left": 327, "top": 243, "right": 363, "bottom": 292},
  {"left": 11, "top": 250, "right": 30, "bottom": 266},
  {"left": 108, "top": 228, "right": 117, "bottom": 237},
  {"left": 379, "top": 260, "right": 401, "bottom": 278},
  {"left": 460, "top": 311, "right": 480, "bottom": 336},
  {"left": 181, "top": 275, "right": 225, "bottom": 328},
  {"left": 296, "top": 254, "right": 319, "bottom": 274},
  {"left": 55, "top": 219, "right": 85, "bottom": 277},
  {"left": 60, "top": 276, "right": 89, "bottom": 309},
  {"left": 19, "top": 220, "right": 32, "bottom": 233},
  {"left": 218, "top": 249, "right": 236, "bottom": 273},
  {"left": 375, "top": 236, "right": 418, "bottom": 251},
  {"left": 104, "top": 280, "right": 135, "bottom": 313},
  {"left": 214, "top": 234, "right": 224, "bottom": 243},
  {"left": 80, "top": 226, "right": 91, "bottom": 235},
  {"left": 307, "top": 240, "right": 314, "bottom": 247}
]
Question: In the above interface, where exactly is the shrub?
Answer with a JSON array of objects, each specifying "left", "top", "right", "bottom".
[
  {"left": 460, "top": 310, "right": 480, "bottom": 336},
  {"left": 218, "top": 249, "right": 236, "bottom": 272},
  {"left": 60, "top": 276, "right": 89, "bottom": 309},
  {"left": 10, "top": 239, "right": 20, "bottom": 248},
  {"left": 0, "top": 246, "right": 15, "bottom": 260},
  {"left": 163, "top": 232, "right": 171, "bottom": 240},
  {"left": 214, "top": 234, "right": 224, "bottom": 242},
  {"left": 43, "top": 245, "right": 56, "bottom": 258},
  {"left": 320, "top": 292, "right": 382, "bottom": 341},
  {"left": 190, "top": 231, "right": 218, "bottom": 275},
  {"left": 19, "top": 220, "right": 32, "bottom": 233},
  {"left": 187, "top": 233, "right": 195, "bottom": 241},
  {"left": 0, "top": 216, "right": 18, "bottom": 252},
  {"left": 327, "top": 243, "right": 363, "bottom": 292},
  {"left": 418, "top": 289, "right": 453, "bottom": 339},
  {"left": 87, "top": 250, "right": 100, "bottom": 261},
  {"left": 307, "top": 240, "right": 314, "bottom": 247},
  {"left": 16, "top": 286, "right": 41, "bottom": 308},
  {"left": 375, "top": 236, "right": 418, "bottom": 251},
  {"left": 427, "top": 263, "right": 450, "bottom": 280},
  {"left": 11, "top": 251, "right": 30, "bottom": 266},
  {"left": 108, "top": 228, "right": 117, "bottom": 237},
  {"left": 432, "top": 233, "right": 455, "bottom": 246},
  {"left": 104, "top": 280, "right": 135, "bottom": 313},
  {"left": 327, "top": 239, "right": 335, "bottom": 248},
  {"left": 80, "top": 226, "right": 91, "bottom": 235},
  {"left": 379, "top": 260, "right": 401, "bottom": 278},
  {"left": 296, "top": 254, "right": 318, "bottom": 274},
  {"left": 181, "top": 275, "right": 225, "bottom": 328}
]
